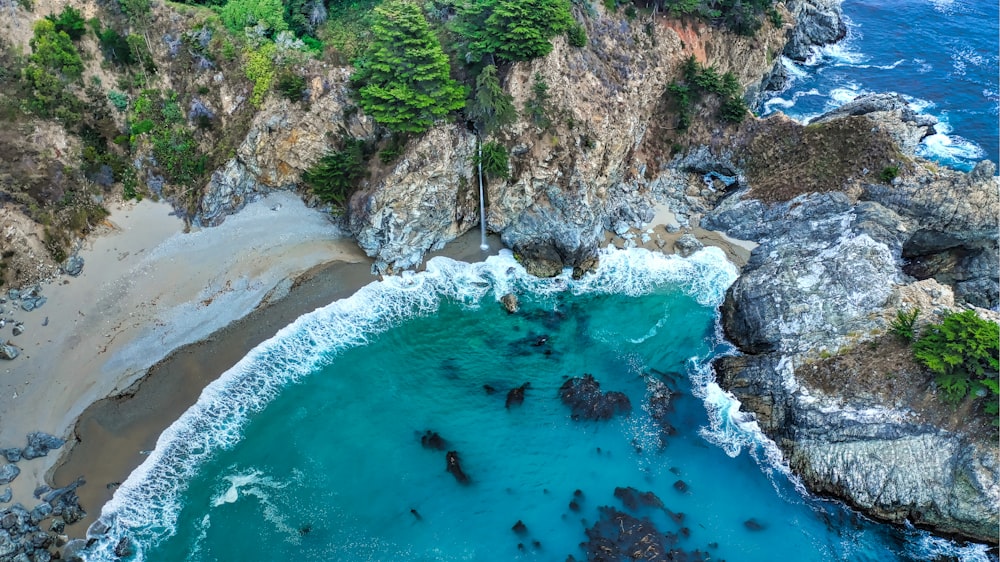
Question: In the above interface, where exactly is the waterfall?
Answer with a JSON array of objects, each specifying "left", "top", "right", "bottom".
[{"left": 477, "top": 136, "right": 489, "bottom": 252}]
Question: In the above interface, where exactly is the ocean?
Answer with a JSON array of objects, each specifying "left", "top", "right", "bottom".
[
  {"left": 762, "top": 0, "right": 999, "bottom": 170},
  {"left": 84, "top": 249, "right": 993, "bottom": 561}
]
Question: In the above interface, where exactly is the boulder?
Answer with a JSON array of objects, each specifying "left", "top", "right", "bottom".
[
  {"left": 0, "top": 465, "right": 19, "bottom": 486},
  {"left": 61, "top": 255, "right": 84, "bottom": 277},
  {"left": 559, "top": 374, "right": 631, "bottom": 421},
  {"left": 0, "top": 343, "right": 18, "bottom": 360},
  {"left": 783, "top": 0, "right": 847, "bottom": 61},
  {"left": 21, "top": 433, "right": 64, "bottom": 461},
  {"left": 0, "top": 488, "right": 10, "bottom": 503},
  {"left": 673, "top": 233, "right": 703, "bottom": 258}
]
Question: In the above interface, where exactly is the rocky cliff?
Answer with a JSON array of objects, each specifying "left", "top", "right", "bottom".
[{"left": 704, "top": 100, "right": 999, "bottom": 543}]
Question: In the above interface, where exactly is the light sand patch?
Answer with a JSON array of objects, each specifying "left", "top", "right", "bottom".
[{"left": 0, "top": 192, "right": 365, "bottom": 506}]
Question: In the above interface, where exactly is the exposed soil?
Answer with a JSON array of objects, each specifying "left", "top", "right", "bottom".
[{"left": 797, "top": 334, "right": 996, "bottom": 439}]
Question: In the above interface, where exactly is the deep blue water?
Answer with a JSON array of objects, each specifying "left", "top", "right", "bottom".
[
  {"left": 762, "top": 0, "right": 999, "bottom": 170},
  {"left": 83, "top": 250, "right": 995, "bottom": 561}
]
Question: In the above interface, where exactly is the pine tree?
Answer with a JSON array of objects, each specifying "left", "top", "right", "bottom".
[
  {"left": 466, "top": 64, "right": 516, "bottom": 135},
  {"left": 353, "top": 0, "right": 466, "bottom": 134},
  {"left": 455, "top": 0, "right": 573, "bottom": 63}
]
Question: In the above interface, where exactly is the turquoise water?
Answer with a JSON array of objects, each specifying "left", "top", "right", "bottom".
[
  {"left": 762, "top": 0, "right": 999, "bottom": 170},
  {"left": 84, "top": 249, "right": 994, "bottom": 561}
]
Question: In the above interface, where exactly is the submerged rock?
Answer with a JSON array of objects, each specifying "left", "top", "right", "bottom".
[
  {"left": 558, "top": 374, "right": 631, "bottom": 421},
  {"left": 445, "top": 451, "right": 470, "bottom": 485},
  {"left": 580, "top": 506, "right": 708, "bottom": 562},
  {"left": 505, "top": 383, "right": 529, "bottom": 409}
]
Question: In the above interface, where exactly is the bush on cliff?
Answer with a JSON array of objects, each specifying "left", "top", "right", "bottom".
[
  {"left": 914, "top": 310, "right": 999, "bottom": 415},
  {"left": 352, "top": 0, "right": 465, "bottom": 134},
  {"left": 466, "top": 64, "right": 516, "bottom": 135},
  {"left": 301, "top": 137, "right": 368, "bottom": 206}
]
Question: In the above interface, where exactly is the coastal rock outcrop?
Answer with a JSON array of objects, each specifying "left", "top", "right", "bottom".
[
  {"left": 783, "top": 0, "right": 847, "bottom": 61},
  {"left": 704, "top": 105, "right": 999, "bottom": 542}
]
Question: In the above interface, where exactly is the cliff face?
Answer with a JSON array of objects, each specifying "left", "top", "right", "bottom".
[{"left": 345, "top": 7, "right": 789, "bottom": 274}]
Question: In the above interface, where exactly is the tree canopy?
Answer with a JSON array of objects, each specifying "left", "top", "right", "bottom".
[
  {"left": 352, "top": 0, "right": 465, "bottom": 134},
  {"left": 454, "top": 0, "right": 574, "bottom": 62},
  {"left": 220, "top": 0, "right": 289, "bottom": 34}
]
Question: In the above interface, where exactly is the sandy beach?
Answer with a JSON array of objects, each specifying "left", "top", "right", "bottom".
[
  {"left": 0, "top": 192, "right": 368, "bottom": 517},
  {"left": 0, "top": 192, "right": 754, "bottom": 540}
]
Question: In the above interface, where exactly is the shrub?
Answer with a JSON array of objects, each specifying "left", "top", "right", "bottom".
[
  {"left": 276, "top": 71, "right": 306, "bottom": 102},
  {"left": 475, "top": 141, "right": 509, "bottom": 179},
  {"left": 914, "top": 310, "right": 999, "bottom": 409},
  {"left": 220, "top": 0, "right": 288, "bottom": 34},
  {"left": 524, "top": 72, "right": 551, "bottom": 129},
  {"left": 107, "top": 90, "right": 129, "bottom": 111},
  {"left": 466, "top": 64, "right": 516, "bottom": 135},
  {"left": 301, "top": 138, "right": 367, "bottom": 205},
  {"left": 245, "top": 42, "right": 276, "bottom": 107},
  {"left": 879, "top": 164, "right": 900, "bottom": 183},
  {"left": 567, "top": 21, "right": 587, "bottom": 48},
  {"left": 890, "top": 308, "right": 920, "bottom": 342}
]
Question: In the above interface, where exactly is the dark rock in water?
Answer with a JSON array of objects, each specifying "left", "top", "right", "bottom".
[
  {"left": 115, "top": 531, "right": 134, "bottom": 558},
  {"left": 558, "top": 374, "right": 631, "bottom": 421},
  {"left": 511, "top": 520, "right": 527, "bottom": 535},
  {"left": 62, "top": 255, "right": 84, "bottom": 277},
  {"left": 505, "top": 383, "right": 529, "bottom": 409},
  {"left": 410, "top": 509, "right": 421, "bottom": 520},
  {"left": 531, "top": 335, "right": 549, "bottom": 347},
  {"left": 1, "top": 448, "right": 20, "bottom": 463},
  {"left": 666, "top": 509, "right": 685, "bottom": 526},
  {"left": 501, "top": 293, "right": 519, "bottom": 314},
  {"left": 0, "top": 464, "right": 19, "bottom": 485},
  {"left": 679, "top": 526, "right": 691, "bottom": 538},
  {"left": 614, "top": 486, "right": 665, "bottom": 512},
  {"left": 532, "top": 540, "right": 541, "bottom": 549},
  {"left": 0, "top": 487, "right": 10, "bottom": 503},
  {"left": 22, "top": 432, "right": 64, "bottom": 460},
  {"left": 672, "top": 480, "right": 690, "bottom": 494},
  {"left": 0, "top": 342, "right": 18, "bottom": 360},
  {"left": 420, "top": 430, "right": 447, "bottom": 451},
  {"left": 299, "top": 524, "right": 312, "bottom": 535},
  {"left": 445, "top": 451, "right": 470, "bottom": 485},
  {"left": 581, "top": 506, "right": 704, "bottom": 562},
  {"left": 569, "top": 500, "right": 580, "bottom": 512},
  {"left": 573, "top": 489, "right": 584, "bottom": 498},
  {"left": 33, "top": 485, "right": 50, "bottom": 498},
  {"left": 744, "top": 518, "right": 767, "bottom": 531},
  {"left": 483, "top": 384, "right": 497, "bottom": 395}
]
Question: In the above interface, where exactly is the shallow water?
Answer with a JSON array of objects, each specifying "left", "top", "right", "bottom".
[
  {"left": 84, "top": 250, "right": 994, "bottom": 561},
  {"left": 763, "top": 0, "right": 999, "bottom": 170}
]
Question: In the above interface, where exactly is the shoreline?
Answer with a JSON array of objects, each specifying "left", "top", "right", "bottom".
[{"left": 33, "top": 203, "right": 751, "bottom": 541}]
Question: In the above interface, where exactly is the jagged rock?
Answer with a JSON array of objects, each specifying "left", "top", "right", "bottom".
[
  {"left": 28, "top": 504, "right": 51, "bottom": 525},
  {"left": 717, "top": 193, "right": 898, "bottom": 354},
  {"left": 812, "top": 93, "right": 937, "bottom": 155},
  {"left": 19, "top": 297, "right": 45, "bottom": 312},
  {"left": 0, "top": 488, "right": 10, "bottom": 503},
  {"left": 11, "top": 324, "right": 23, "bottom": 337},
  {"left": 0, "top": 465, "right": 19, "bottom": 485},
  {"left": 0, "top": 343, "right": 14, "bottom": 361},
  {"left": 673, "top": 233, "right": 703, "bottom": 258},
  {"left": 21, "top": 433, "right": 64, "bottom": 461},
  {"left": 784, "top": 0, "right": 847, "bottom": 61},
  {"left": 61, "top": 255, "right": 84, "bottom": 277}
]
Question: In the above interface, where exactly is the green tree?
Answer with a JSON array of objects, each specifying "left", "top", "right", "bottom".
[
  {"left": 220, "top": 0, "right": 288, "bottom": 34},
  {"left": 352, "top": 0, "right": 465, "bottom": 134},
  {"left": 27, "top": 19, "right": 83, "bottom": 78},
  {"left": 46, "top": 6, "right": 87, "bottom": 41},
  {"left": 455, "top": 0, "right": 574, "bottom": 62},
  {"left": 466, "top": 64, "right": 515, "bottom": 135},
  {"left": 523, "top": 72, "right": 551, "bottom": 128}
]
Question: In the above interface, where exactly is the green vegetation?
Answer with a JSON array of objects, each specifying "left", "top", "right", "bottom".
[
  {"left": 567, "top": 21, "right": 588, "bottom": 48},
  {"left": 913, "top": 310, "right": 999, "bottom": 415},
  {"left": 220, "top": 0, "right": 288, "bottom": 34},
  {"left": 668, "top": 55, "right": 747, "bottom": 130},
  {"left": 301, "top": 137, "right": 368, "bottom": 206},
  {"left": 245, "top": 42, "right": 277, "bottom": 107},
  {"left": 466, "top": 64, "right": 516, "bottom": 135},
  {"left": 657, "top": 0, "right": 777, "bottom": 36},
  {"left": 352, "top": 0, "right": 465, "bottom": 134},
  {"left": 277, "top": 72, "right": 307, "bottom": 102},
  {"left": 523, "top": 72, "right": 551, "bottom": 129},
  {"left": 890, "top": 308, "right": 921, "bottom": 342},
  {"left": 879, "top": 164, "right": 900, "bottom": 183},
  {"left": 23, "top": 19, "right": 84, "bottom": 120},
  {"left": 130, "top": 89, "right": 207, "bottom": 186},
  {"left": 46, "top": 6, "right": 87, "bottom": 41},
  {"left": 475, "top": 140, "right": 509, "bottom": 179},
  {"left": 454, "top": 0, "right": 574, "bottom": 62}
]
